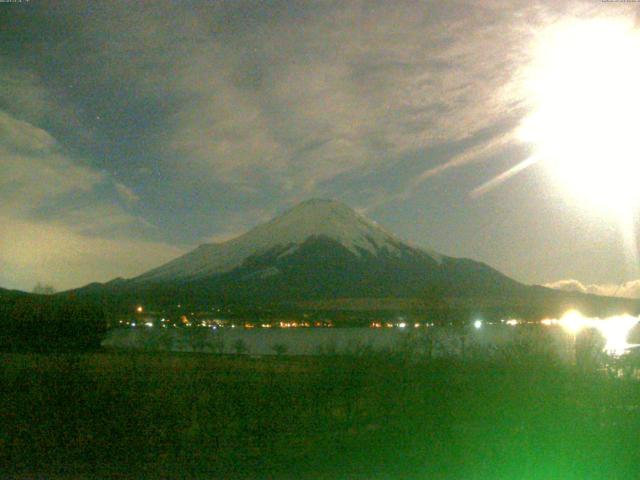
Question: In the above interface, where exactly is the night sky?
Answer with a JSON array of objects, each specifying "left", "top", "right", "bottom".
[{"left": 1, "top": 0, "right": 639, "bottom": 294}]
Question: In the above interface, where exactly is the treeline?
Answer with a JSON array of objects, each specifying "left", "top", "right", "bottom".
[{"left": 0, "top": 292, "right": 106, "bottom": 352}]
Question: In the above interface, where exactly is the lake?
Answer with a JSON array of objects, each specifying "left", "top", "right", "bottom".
[{"left": 103, "top": 322, "right": 600, "bottom": 359}]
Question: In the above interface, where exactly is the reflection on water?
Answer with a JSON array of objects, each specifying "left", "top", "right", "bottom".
[
  {"left": 542, "top": 310, "right": 640, "bottom": 356},
  {"left": 103, "top": 310, "right": 640, "bottom": 360}
]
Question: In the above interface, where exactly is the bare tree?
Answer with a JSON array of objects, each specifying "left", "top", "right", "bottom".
[
  {"left": 189, "top": 328, "right": 211, "bottom": 353},
  {"left": 233, "top": 339, "right": 248, "bottom": 355},
  {"left": 33, "top": 282, "right": 56, "bottom": 295},
  {"left": 211, "top": 333, "right": 225, "bottom": 354},
  {"left": 271, "top": 343, "right": 288, "bottom": 356}
]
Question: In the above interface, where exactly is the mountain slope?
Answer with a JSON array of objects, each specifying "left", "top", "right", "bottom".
[
  {"left": 76, "top": 199, "right": 525, "bottom": 303},
  {"left": 134, "top": 198, "right": 442, "bottom": 283},
  {"left": 69, "top": 198, "right": 639, "bottom": 318},
  {"left": 130, "top": 198, "right": 524, "bottom": 297}
]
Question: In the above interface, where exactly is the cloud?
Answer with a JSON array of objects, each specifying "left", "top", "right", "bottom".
[
  {"left": 0, "top": 111, "right": 103, "bottom": 215},
  {"left": 0, "top": 110, "right": 57, "bottom": 153},
  {"left": 0, "top": 60, "right": 93, "bottom": 147},
  {"left": 12, "top": 0, "right": 629, "bottom": 210},
  {"left": 0, "top": 61, "right": 56, "bottom": 125},
  {"left": 68, "top": 0, "right": 582, "bottom": 195},
  {"left": 0, "top": 217, "right": 183, "bottom": 292},
  {"left": 362, "top": 128, "right": 520, "bottom": 212},
  {"left": 0, "top": 108, "right": 184, "bottom": 291},
  {"left": 114, "top": 182, "right": 140, "bottom": 204},
  {"left": 544, "top": 279, "right": 640, "bottom": 299}
]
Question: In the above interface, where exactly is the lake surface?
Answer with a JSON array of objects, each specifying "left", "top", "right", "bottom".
[{"left": 104, "top": 323, "right": 585, "bottom": 359}]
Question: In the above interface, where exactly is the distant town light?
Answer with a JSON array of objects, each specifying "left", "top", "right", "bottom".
[
  {"left": 473, "top": 320, "right": 482, "bottom": 330},
  {"left": 136, "top": 306, "right": 143, "bottom": 313},
  {"left": 398, "top": 322, "right": 407, "bottom": 328}
]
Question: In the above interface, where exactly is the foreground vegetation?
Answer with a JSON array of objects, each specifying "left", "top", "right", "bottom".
[
  {"left": 1, "top": 346, "right": 640, "bottom": 479},
  {"left": 0, "top": 292, "right": 105, "bottom": 352}
]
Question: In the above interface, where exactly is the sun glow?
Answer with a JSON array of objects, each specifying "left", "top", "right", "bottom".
[{"left": 520, "top": 18, "right": 640, "bottom": 214}]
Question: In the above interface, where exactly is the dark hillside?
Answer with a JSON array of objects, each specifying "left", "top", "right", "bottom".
[{"left": 0, "top": 291, "right": 106, "bottom": 352}]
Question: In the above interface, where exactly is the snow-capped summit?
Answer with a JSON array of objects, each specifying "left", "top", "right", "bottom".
[
  {"left": 239, "top": 198, "right": 403, "bottom": 256},
  {"left": 135, "top": 198, "right": 438, "bottom": 283}
]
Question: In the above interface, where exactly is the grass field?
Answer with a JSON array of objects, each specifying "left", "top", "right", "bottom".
[{"left": 1, "top": 347, "right": 640, "bottom": 479}]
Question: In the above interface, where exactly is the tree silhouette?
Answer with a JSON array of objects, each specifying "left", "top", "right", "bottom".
[
  {"left": 233, "top": 339, "right": 248, "bottom": 355},
  {"left": 32, "top": 282, "right": 56, "bottom": 295},
  {"left": 271, "top": 343, "right": 288, "bottom": 356}
]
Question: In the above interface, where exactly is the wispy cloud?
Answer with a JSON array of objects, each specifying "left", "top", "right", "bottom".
[
  {"left": 72, "top": 1, "right": 566, "bottom": 194},
  {"left": 0, "top": 107, "right": 184, "bottom": 290},
  {"left": 14, "top": 0, "right": 626, "bottom": 205},
  {"left": 114, "top": 182, "right": 140, "bottom": 204},
  {"left": 0, "top": 111, "right": 103, "bottom": 214},
  {"left": 0, "top": 218, "right": 183, "bottom": 292}
]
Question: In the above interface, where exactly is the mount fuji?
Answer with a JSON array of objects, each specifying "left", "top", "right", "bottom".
[
  {"left": 129, "top": 199, "right": 521, "bottom": 298},
  {"left": 136, "top": 199, "right": 448, "bottom": 284},
  {"left": 70, "top": 199, "right": 638, "bottom": 318}
]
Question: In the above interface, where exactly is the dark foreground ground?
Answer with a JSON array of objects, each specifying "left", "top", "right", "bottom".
[{"left": 1, "top": 346, "right": 640, "bottom": 480}]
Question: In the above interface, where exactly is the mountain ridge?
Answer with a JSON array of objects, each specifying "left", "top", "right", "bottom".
[{"left": 64, "top": 198, "right": 640, "bottom": 319}]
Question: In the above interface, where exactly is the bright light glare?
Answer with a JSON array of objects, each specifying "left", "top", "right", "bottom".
[
  {"left": 596, "top": 314, "right": 639, "bottom": 356},
  {"left": 520, "top": 18, "right": 640, "bottom": 214},
  {"left": 555, "top": 310, "right": 639, "bottom": 356},
  {"left": 560, "top": 310, "right": 586, "bottom": 335},
  {"left": 474, "top": 320, "right": 482, "bottom": 330}
]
